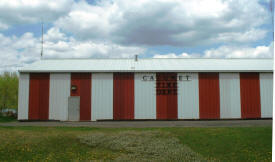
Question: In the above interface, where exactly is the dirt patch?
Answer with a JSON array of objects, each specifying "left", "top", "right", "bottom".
[{"left": 78, "top": 130, "right": 207, "bottom": 161}]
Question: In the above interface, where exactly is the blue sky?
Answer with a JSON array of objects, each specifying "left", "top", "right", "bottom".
[{"left": 0, "top": 0, "right": 273, "bottom": 71}]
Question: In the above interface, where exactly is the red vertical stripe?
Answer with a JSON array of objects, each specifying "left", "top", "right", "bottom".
[
  {"left": 113, "top": 73, "right": 134, "bottom": 120},
  {"left": 29, "top": 73, "right": 49, "bottom": 120},
  {"left": 71, "top": 73, "right": 91, "bottom": 121},
  {"left": 240, "top": 73, "right": 261, "bottom": 119},
  {"left": 199, "top": 73, "right": 220, "bottom": 119},
  {"left": 28, "top": 75, "right": 40, "bottom": 120},
  {"left": 39, "top": 75, "right": 50, "bottom": 120},
  {"left": 157, "top": 94, "right": 167, "bottom": 119},
  {"left": 167, "top": 94, "right": 177, "bottom": 119},
  {"left": 156, "top": 73, "right": 177, "bottom": 119}
]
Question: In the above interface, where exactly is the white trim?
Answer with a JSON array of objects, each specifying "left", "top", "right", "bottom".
[
  {"left": 91, "top": 73, "right": 113, "bottom": 121},
  {"left": 49, "top": 73, "right": 71, "bottom": 121},
  {"left": 219, "top": 73, "right": 241, "bottom": 119},
  {"left": 177, "top": 73, "right": 199, "bottom": 119},
  {"left": 134, "top": 73, "right": 156, "bottom": 119},
  {"left": 18, "top": 73, "right": 29, "bottom": 120},
  {"left": 260, "top": 73, "right": 273, "bottom": 118}
]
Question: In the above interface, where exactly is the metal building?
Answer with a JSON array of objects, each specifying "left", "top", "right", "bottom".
[{"left": 18, "top": 58, "right": 273, "bottom": 121}]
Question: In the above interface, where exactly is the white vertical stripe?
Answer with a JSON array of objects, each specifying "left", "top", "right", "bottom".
[
  {"left": 134, "top": 73, "right": 156, "bottom": 119},
  {"left": 18, "top": 73, "right": 29, "bottom": 120},
  {"left": 260, "top": 73, "right": 273, "bottom": 118},
  {"left": 49, "top": 73, "right": 71, "bottom": 121},
  {"left": 177, "top": 73, "right": 199, "bottom": 119},
  {"left": 91, "top": 73, "right": 113, "bottom": 121},
  {"left": 219, "top": 73, "right": 241, "bottom": 119}
]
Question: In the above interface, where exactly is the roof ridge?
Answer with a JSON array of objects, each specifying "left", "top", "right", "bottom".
[{"left": 41, "top": 58, "right": 273, "bottom": 60}]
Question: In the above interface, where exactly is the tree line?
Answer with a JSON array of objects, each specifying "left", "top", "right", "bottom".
[{"left": 0, "top": 72, "right": 18, "bottom": 112}]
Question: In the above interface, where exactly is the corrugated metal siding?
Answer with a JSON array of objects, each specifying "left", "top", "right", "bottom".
[
  {"left": 71, "top": 73, "right": 92, "bottom": 121},
  {"left": 49, "top": 73, "right": 70, "bottom": 121},
  {"left": 134, "top": 73, "right": 156, "bottom": 119},
  {"left": 156, "top": 73, "right": 178, "bottom": 119},
  {"left": 240, "top": 73, "right": 261, "bottom": 119},
  {"left": 91, "top": 73, "right": 113, "bottom": 121},
  {"left": 28, "top": 74, "right": 39, "bottom": 120},
  {"left": 219, "top": 73, "right": 241, "bottom": 119},
  {"left": 199, "top": 73, "right": 220, "bottom": 119},
  {"left": 177, "top": 73, "right": 199, "bottom": 119},
  {"left": 20, "top": 58, "right": 273, "bottom": 73},
  {"left": 28, "top": 73, "right": 50, "bottom": 120},
  {"left": 260, "top": 73, "right": 273, "bottom": 118},
  {"left": 18, "top": 73, "right": 29, "bottom": 120},
  {"left": 113, "top": 73, "right": 134, "bottom": 120}
]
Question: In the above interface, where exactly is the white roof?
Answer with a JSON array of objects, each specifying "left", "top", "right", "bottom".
[{"left": 19, "top": 58, "right": 273, "bottom": 72}]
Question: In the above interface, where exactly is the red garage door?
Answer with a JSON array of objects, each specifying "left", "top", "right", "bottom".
[
  {"left": 240, "top": 73, "right": 261, "bottom": 119},
  {"left": 29, "top": 73, "right": 50, "bottom": 120},
  {"left": 199, "top": 73, "right": 220, "bottom": 119},
  {"left": 71, "top": 73, "right": 91, "bottom": 121},
  {"left": 156, "top": 73, "right": 177, "bottom": 120},
  {"left": 113, "top": 73, "right": 134, "bottom": 120}
]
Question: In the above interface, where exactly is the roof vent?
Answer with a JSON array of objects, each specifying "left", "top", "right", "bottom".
[{"left": 135, "top": 54, "right": 138, "bottom": 62}]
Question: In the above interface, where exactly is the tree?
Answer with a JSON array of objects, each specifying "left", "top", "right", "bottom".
[{"left": 0, "top": 72, "right": 18, "bottom": 112}]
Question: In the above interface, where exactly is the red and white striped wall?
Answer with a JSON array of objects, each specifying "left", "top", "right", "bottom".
[{"left": 18, "top": 72, "right": 273, "bottom": 121}]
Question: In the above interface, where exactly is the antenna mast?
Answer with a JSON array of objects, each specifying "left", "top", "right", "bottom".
[
  {"left": 272, "top": 0, "right": 274, "bottom": 42},
  {"left": 41, "top": 22, "right": 44, "bottom": 59}
]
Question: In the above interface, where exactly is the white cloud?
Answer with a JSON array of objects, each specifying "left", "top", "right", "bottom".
[
  {"left": 153, "top": 53, "right": 196, "bottom": 58},
  {"left": 0, "top": 28, "right": 145, "bottom": 72},
  {"left": 0, "top": 33, "right": 40, "bottom": 72},
  {"left": 0, "top": 21, "right": 9, "bottom": 30},
  {"left": 55, "top": 0, "right": 113, "bottom": 41},
  {"left": 0, "top": 0, "right": 272, "bottom": 72},
  {"left": 0, "top": 27, "right": 272, "bottom": 72},
  {"left": 43, "top": 40, "right": 145, "bottom": 59},
  {"left": 0, "top": 0, "right": 74, "bottom": 29},
  {"left": 210, "top": 28, "right": 267, "bottom": 44},
  {"left": 44, "top": 27, "right": 67, "bottom": 42},
  {"left": 153, "top": 43, "right": 274, "bottom": 58},
  {"left": 55, "top": 0, "right": 270, "bottom": 46},
  {"left": 42, "top": 27, "right": 145, "bottom": 58},
  {"left": 203, "top": 43, "right": 274, "bottom": 58}
]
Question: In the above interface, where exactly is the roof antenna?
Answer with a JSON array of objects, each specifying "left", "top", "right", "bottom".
[{"left": 40, "top": 21, "right": 44, "bottom": 59}]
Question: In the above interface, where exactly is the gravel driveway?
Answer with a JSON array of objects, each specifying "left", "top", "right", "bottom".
[{"left": 0, "top": 119, "right": 272, "bottom": 128}]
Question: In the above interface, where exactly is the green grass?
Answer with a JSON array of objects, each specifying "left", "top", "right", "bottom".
[
  {"left": 0, "top": 126, "right": 271, "bottom": 161},
  {"left": 168, "top": 127, "right": 272, "bottom": 161},
  {"left": 0, "top": 116, "right": 16, "bottom": 122}
]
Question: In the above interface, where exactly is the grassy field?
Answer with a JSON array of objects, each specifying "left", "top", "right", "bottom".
[{"left": 0, "top": 126, "right": 271, "bottom": 161}]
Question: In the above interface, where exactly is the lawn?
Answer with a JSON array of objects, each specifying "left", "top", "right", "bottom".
[{"left": 0, "top": 126, "right": 271, "bottom": 161}]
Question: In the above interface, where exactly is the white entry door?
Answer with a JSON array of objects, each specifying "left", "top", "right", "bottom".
[{"left": 68, "top": 96, "right": 80, "bottom": 121}]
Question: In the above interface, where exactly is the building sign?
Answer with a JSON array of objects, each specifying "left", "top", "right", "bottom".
[
  {"left": 141, "top": 73, "right": 193, "bottom": 95},
  {"left": 142, "top": 74, "right": 192, "bottom": 81},
  {"left": 156, "top": 74, "right": 177, "bottom": 95},
  {"left": 178, "top": 74, "right": 192, "bottom": 81},
  {"left": 156, "top": 82, "right": 177, "bottom": 95},
  {"left": 142, "top": 75, "right": 155, "bottom": 81}
]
